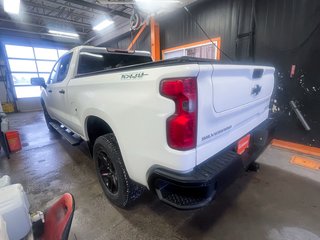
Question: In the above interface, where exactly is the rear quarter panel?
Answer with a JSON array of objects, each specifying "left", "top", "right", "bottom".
[{"left": 66, "top": 64, "right": 200, "bottom": 186}]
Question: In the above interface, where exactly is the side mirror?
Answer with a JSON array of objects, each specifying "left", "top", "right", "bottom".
[{"left": 31, "top": 77, "right": 46, "bottom": 88}]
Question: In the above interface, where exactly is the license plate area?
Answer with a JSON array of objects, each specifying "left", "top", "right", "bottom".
[{"left": 237, "top": 134, "right": 251, "bottom": 155}]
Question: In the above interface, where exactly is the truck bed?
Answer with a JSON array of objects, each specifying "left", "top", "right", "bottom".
[{"left": 75, "top": 56, "right": 272, "bottom": 78}]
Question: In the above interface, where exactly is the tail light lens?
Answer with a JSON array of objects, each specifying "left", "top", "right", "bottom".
[{"left": 160, "top": 77, "right": 197, "bottom": 150}]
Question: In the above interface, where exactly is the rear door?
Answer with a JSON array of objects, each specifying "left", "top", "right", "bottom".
[{"left": 196, "top": 64, "right": 274, "bottom": 165}]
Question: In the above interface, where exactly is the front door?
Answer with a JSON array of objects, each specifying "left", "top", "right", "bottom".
[{"left": 45, "top": 53, "right": 73, "bottom": 125}]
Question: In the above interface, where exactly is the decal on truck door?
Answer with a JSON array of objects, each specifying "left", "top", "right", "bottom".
[{"left": 121, "top": 72, "right": 148, "bottom": 80}]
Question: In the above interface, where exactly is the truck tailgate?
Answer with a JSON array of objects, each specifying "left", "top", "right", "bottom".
[
  {"left": 212, "top": 66, "right": 274, "bottom": 112},
  {"left": 196, "top": 64, "right": 275, "bottom": 165}
]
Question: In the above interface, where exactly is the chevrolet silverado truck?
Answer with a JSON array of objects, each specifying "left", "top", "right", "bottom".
[{"left": 31, "top": 46, "right": 275, "bottom": 209}]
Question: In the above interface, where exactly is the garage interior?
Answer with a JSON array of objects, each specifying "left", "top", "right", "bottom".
[{"left": 0, "top": 0, "right": 320, "bottom": 239}]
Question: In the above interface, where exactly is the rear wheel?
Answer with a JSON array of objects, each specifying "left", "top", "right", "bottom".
[{"left": 93, "top": 133, "right": 144, "bottom": 208}]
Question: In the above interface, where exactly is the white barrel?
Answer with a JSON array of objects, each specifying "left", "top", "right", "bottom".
[
  {"left": 0, "top": 175, "right": 11, "bottom": 188},
  {"left": 0, "top": 215, "right": 9, "bottom": 240},
  {"left": 0, "top": 116, "right": 8, "bottom": 133},
  {"left": 0, "top": 184, "right": 31, "bottom": 240}
]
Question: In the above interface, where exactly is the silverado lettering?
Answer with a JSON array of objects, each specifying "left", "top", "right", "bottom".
[{"left": 201, "top": 125, "right": 232, "bottom": 142}]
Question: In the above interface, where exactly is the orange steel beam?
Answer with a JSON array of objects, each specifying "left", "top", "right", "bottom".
[
  {"left": 271, "top": 139, "right": 320, "bottom": 157},
  {"left": 127, "top": 22, "right": 147, "bottom": 51},
  {"left": 216, "top": 38, "right": 221, "bottom": 60},
  {"left": 150, "top": 17, "right": 160, "bottom": 61}
]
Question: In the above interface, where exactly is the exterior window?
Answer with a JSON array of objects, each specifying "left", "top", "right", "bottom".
[
  {"left": 56, "top": 53, "right": 72, "bottom": 83},
  {"left": 36, "top": 61, "right": 56, "bottom": 72},
  {"left": 34, "top": 48, "right": 58, "bottom": 60},
  {"left": 8, "top": 59, "right": 37, "bottom": 72},
  {"left": 48, "top": 61, "right": 59, "bottom": 84},
  {"left": 77, "top": 51, "right": 151, "bottom": 75},
  {"left": 58, "top": 50, "right": 68, "bottom": 58},
  {"left": 39, "top": 73, "right": 50, "bottom": 82},
  {"left": 4, "top": 44, "right": 68, "bottom": 98},
  {"left": 47, "top": 53, "right": 73, "bottom": 84},
  {"left": 5, "top": 45, "right": 34, "bottom": 59},
  {"left": 186, "top": 44, "right": 216, "bottom": 59},
  {"left": 11, "top": 73, "right": 38, "bottom": 85},
  {"left": 162, "top": 37, "right": 221, "bottom": 60}
]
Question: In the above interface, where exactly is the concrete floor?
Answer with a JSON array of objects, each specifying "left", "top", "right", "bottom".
[{"left": 1, "top": 111, "right": 320, "bottom": 240}]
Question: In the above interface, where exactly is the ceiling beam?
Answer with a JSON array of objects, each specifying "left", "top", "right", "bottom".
[
  {"left": 66, "top": 0, "right": 131, "bottom": 18},
  {"left": 24, "top": 0, "right": 95, "bottom": 21},
  {"left": 0, "top": 26, "right": 83, "bottom": 41},
  {"left": 98, "top": 1, "right": 135, "bottom": 4},
  {"left": 88, "top": 20, "right": 130, "bottom": 46},
  {"left": 23, "top": 10, "right": 92, "bottom": 28},
  {"left": 40, "top": 0, "right": 104, "bottom": 16},
  {"left": 0, "top": 17, "right": 46, "bottom": 29},
  {"left": 0, "top": 17, "right": 87, "bottom": 35}
]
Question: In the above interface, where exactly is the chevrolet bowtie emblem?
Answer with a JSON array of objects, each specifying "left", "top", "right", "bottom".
[{"left": 251, "top": 84, "right": 262, "bottom": 96}]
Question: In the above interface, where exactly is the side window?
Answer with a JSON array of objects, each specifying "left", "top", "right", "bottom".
[
  {"left": 48, "top": 60, "right": 60, "bottom": 84},
  {"left": 57, "top": 53, "right": 73, "bottom": 83},
  {"left": 47, "top": 53, "right": 72, "bottom": 84},
  {"left": 78, "top": 52, "right": 105, "bottom": 75}
]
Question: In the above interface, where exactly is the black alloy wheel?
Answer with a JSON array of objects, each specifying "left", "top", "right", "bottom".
[{"left": 97, "top": 150, "right": 118, "bottom": 194}]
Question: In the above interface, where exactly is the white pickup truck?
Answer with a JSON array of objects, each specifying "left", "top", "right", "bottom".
[{"left": 32, "top": 46, "right": 275, "bottom": 209}]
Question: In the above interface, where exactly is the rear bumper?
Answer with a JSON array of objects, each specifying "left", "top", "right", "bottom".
[{"left": 148, "top": 118, "right": 275, "bottom": 210}]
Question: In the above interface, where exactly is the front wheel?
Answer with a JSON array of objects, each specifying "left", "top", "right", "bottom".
[
  {"left": 41, "top": 102, "right": 56, "bottom": 132},
  {"left": 93, "top": 133, "right": 144, "bottom": 208}
]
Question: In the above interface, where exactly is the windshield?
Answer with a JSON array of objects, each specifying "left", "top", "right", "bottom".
[{"left": 77, "top": 51, "right": 152, "bottom": 75}]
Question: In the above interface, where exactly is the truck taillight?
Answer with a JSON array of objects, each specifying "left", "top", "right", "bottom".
[{"left": 160, "top": 77, "right": 197, "bottom": 150}]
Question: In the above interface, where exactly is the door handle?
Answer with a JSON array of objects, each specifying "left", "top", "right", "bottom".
[
  {"left": 48, "top": 89, "right": 52, "bottom": 93},
  {"left": 59, "top": 89, "right": 65, "bottom": 94}
]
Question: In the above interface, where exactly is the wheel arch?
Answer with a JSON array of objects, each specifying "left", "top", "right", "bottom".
[
  {"left": 85, "top": 115, "right": 115, "bottom": 142},
  {"left": 85, "top": 115, "right": 115, "bottom": 154},
  {"left": 83, "top": 111, "right": 135, "bottom": 183}
]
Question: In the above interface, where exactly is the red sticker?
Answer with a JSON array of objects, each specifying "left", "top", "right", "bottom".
[{"left": 237, "top": 134, "right": 251, "bottom": 155}]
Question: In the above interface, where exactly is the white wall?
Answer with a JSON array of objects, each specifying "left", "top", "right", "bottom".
[{"left": 16, "top": 98, "right": 41, "bottom": 112}]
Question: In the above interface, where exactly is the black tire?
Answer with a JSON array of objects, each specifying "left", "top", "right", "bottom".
[
  {"left": 41, "top": 102, "right": 56, "bottom": 132},
  {"left": 93, "top": 133, "right": 144, "bottom": 208}
]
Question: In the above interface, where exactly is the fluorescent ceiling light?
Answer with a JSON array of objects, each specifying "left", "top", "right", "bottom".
[
  {"left": 93, "top": 19, "right": 114, "bottom": 31},
  {"left": 4, "top": 0, "right": 20, "bottom": 14},
  {"left": 135, "top": 0, "right": 181, "bottom": 13},
  {"left": 135, "top": 0, "right": 180, "bottom": 3},
  {"left": 48, "top": 30, "right": 79, "bottom": 38},
  {"left": 47, "top": 34, "right": 79, "bottom": 40}
]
